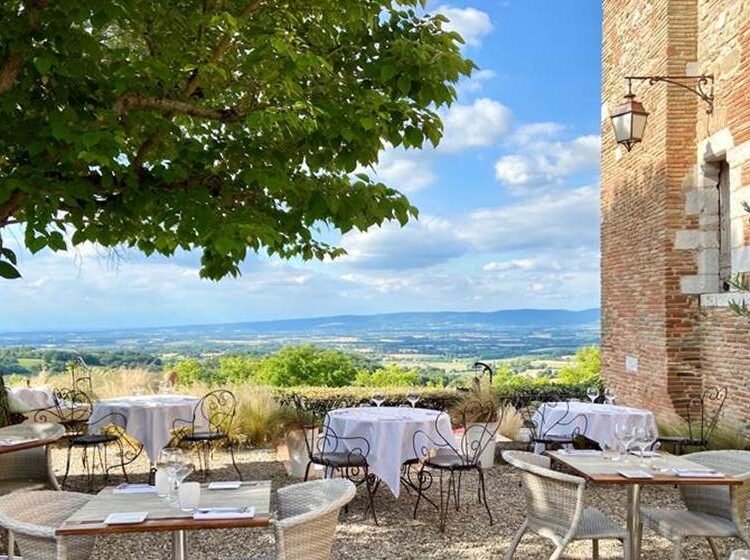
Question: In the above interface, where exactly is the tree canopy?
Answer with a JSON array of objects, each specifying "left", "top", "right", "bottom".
[{"left": 0, "top": 0, "right": 474, "bottom": 279}]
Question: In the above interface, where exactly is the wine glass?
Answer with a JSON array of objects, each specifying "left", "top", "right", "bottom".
[
  {"left": 406, "top": 394, "right": 420, "bottom": 408},
  {"left": 371, "top": 394, "right": 385, "bottom": 407},
  {"left": 586, "top": 386, "right": 600, "bottom": 404},
  {"left": 156, "top": 449, "right": 180, "bottom": 500},
  {"left": 635, "top": 427, "right": 657, "bottom": 466},
  {"left": 615, "top": 423, "right": 636, "bottom": 459},
  {"left": 604, "top": 387, "right": 616, "bottom": 405}
]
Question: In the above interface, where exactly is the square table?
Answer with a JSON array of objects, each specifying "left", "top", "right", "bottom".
[
  {"left": 548, "top": 451, "right": 741, "bottom": 560},
  {"left": 57, "top": 481, "right": 272, "bottom": 560}
]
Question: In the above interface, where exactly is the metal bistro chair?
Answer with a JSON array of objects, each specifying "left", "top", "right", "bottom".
[
  {"left": 266, "top": 479, "right": 356, "bottom": 560},
  {"left": 34, "top": 388, "right": 138, "bottom": 490},
  {"left": 411, "top": 399, "right": 500, "bottom": 531},
  {"left": 519, "top": 397, "right": 589, "bottom": 452},
  {"left": 302, "top": 422, "right": 379, "bottom": 524},
  {"left": 172, "top": 389, "right": 242, "bottom": 480},
  {"left": 657, "top": 386, "right": 728, "bottom": 455},
  {"left": 503, "top": 450, "right": 629, "bottom": 560},
  {"left": 639, "top": 450, "right": 750, "bottom": 560}
]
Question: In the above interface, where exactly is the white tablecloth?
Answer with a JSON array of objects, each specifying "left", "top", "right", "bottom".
[
  {"left": 7, "top": 386, "right": 56, "bottom": 412},
  {"left": 533, "top": 402, "right": 658, "bottom": 452},
  {"left": 325, "top": 407, "right": 453, "bottom": 497},
  {"left": 89, "top": 395, "right": 201, "bottom": 463}
]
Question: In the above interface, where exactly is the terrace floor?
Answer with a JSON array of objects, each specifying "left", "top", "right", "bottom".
[{"left": 45, "top": 447, "right": 750, "bottom": 559}]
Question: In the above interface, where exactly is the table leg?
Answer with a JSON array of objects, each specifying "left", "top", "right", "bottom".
[
  {"left": 172, "top": 530, "right": 189, "bottom": 560},
  {"left": 626, "top": 484, "right": 642, "bottom": 560}
]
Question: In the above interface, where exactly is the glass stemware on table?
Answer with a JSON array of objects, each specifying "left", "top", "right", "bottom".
[
  {"left": 371, "top": 394, "right": 386, "bottom": 407},
  {"left": 156, "top": 448, "right": 194, "bottom": 505},
  {"left": 406, "top": 394, "right": 420, "bottom": 408},
  {"left": 634, "top": 426, "right": 657, "bottom": 466},
  {"left": 615, "top": 422, "right": 636, "bottom": 461},
  {"left": 604, "top": 387, "right": 616, "bottom": 405},
  {"left": 586, "top": 386, "right": 600, "bottom": 404}
]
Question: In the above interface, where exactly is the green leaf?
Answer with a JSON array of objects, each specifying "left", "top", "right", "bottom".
[
  {"left": 0, "top": 261, "right": 21, "bottom": 279},
  {"left": 0, "top": 248, "right": 17, "bottom": 265}
]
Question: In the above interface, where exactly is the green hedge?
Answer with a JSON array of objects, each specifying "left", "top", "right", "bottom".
[{"left": 276, "top": 383, "right": 593, "bottom": 420}]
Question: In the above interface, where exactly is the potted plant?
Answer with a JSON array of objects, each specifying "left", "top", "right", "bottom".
[
  {"left": 272, "top": 405, "right": 320, "bottom": 479},
  {"left": 449, "top": 379, "right": 500, "bottom": 468}
]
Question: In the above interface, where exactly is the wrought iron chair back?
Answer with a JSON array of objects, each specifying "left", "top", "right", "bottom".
[
  {"left": 413, "top": 399, "right": 501, "bottom": 468},
  {"left": 33, "top": 387, "right": 92, "bottom": 435},
  {"left": 685, "top": 386, "right": 728, "bottom": 446},
  {"left": 304, "top": 422, "right": 371, "bottom": 467},
  {"left": 187, "top": 389, "right": 237, "bottom": 436},
  {"left": 519, "top": 398, "right": 589, "bottom": 444}
]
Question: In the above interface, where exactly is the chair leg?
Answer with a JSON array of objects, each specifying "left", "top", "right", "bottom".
[
  {"left": 228, "top": 440, "right": 242, "bottom": 481},
  {"left": 549, "top": 542, "right": 570, "bottom": 560},
  {"left": 8, "top": 529, "right": 14, "bottom": 560},
  {"left": 303, "top": 461, "right": 312, "bottom": 482},
  {"left": 706, "top": 537, "right": 721, "bottom": 560},
  {"left": 62, "top": 443, "right": 73, "bottom": 488},
  {"left": 505, "top": 521, "right": 527, "bottom": 560},
  {"left": 672, "top": 539, "right": 683, "bottom": 560},
  {"left": 592, "top": 539, "right": 599, "bottom": 560},
  {"left": 454, "top": 470, "right": 461, "bottom": 511},
  {"left": 477, "top": 468, "right": 493, "bottom": 525},
  {"left": 364, "top": 473, "right": 380, "bottom": 525},
  {"left": 413, "top": 468, "right": 425, "bottom": 520}
]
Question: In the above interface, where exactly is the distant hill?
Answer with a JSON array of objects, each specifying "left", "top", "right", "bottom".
[
  {"left": 211, "top": 308, "right": 601, "bottom": 333},
  {"left": 0, "top": 308, "right": 600, "bottom": 349}
]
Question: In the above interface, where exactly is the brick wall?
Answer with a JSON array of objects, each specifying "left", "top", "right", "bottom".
[{"left": 601, "top": 0, "right": 750, "bottom": 438}]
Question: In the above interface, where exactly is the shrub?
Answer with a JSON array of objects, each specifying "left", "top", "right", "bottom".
[
  {"left": 253, "top": 345, "right": 359, "bottom": 387},
  {"left": 353, "top": 363, "right": 420, "bottom": 387}
]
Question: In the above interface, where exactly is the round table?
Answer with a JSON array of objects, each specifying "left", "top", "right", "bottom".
[
  {"left": 325, "top": 406, "right": 453, "bottom": 496},
  {"left": 89, "top": 394, "right": 201, "bottom": 463},
  {"left": 532, "top": 401, "right": 658, "bottom": 452}
]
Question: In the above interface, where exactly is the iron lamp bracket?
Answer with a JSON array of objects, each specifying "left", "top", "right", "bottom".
[{"left": 624, "top": 74, "right": 715, "bottom": 114}]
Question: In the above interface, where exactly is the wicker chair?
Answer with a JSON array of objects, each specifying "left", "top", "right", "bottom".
[
  {"left": 657, "top": 387, "right": 728, "bottom": 455},
  {"left": 638, "top": 450, "right": 750, "bottom": 560},
  {"left": 0, "top": 423, "right": 63, "bottom": 496},
  {"left": 502, "top": 450, "right": 629, "bottom": 560},
  {"left": 172, "top": 389, "right": 241, "bottom": 480},
  {"left": 267, "top": 479, "right": 356, "bottom": 560},
  {"left": 0, "top": 490, "right": 94, "bottom": 560}
]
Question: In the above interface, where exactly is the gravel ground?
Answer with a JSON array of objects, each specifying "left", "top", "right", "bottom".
[{"left": 41, "top": 446, "right": 750, "bottom": 559}]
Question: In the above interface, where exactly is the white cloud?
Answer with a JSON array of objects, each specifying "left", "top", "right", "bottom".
[
  {"left": 369, "top": 148, "right": 435, "bottom": 193},
  {"left": 457, "top": 69, "right": 496, "bottom": 95},
  {"left": 435, "top": 5, "right": 493, "bottom": 47},
  {"left": 440, "top": 98, "right": 511, "bottom": 153},
  {"left": 338, "top": 186, "right": 600, "bottom": 270},
  {"left": 495, "top": 133, "right": 601, "bottom": 189}
]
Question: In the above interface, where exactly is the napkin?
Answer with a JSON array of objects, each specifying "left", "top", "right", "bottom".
[
  {"left": 618, "top": 469, "right": 654, "bottom": 479},
  {"left": 193, "top": 506, "right": 255, "bottom": 519},
  {"left": 672, "top": 468, "right": 725, "bottom": 478},
  {"left": 558, "top": 449, "right": 601, "bottom": 457},
  {"left": 104, "top": 512, "right": 148, "bottom": 525},
  {"left": 208, "top": 481, "right": 242, "bottom": 490},
  {"left": 113, "top": 484, "right": 157, "bottom": 494}
]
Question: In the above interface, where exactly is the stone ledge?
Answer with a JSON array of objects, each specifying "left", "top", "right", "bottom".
[{"left": 700, "top": 292, "right": 750, "bottom": 308}]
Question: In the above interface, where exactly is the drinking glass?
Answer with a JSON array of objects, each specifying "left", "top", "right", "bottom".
[
  {"left": 604, "top": 388, "right": 616, "bottom": 405},
  {"left": 178, "top": 482, "right": 201, "bottom": 512},
  {"left": 406, "top": 394, "right": 420, "bottom": 408},
  {"left": 371, "top": 394, "right": 385, "bottom": 407},
  {"left": 587, "top": 386, "right": 600, "bottom": 404},
  {"left": 615, "top": 423, "right": 636, "bottom": 460},
  {"left": 635, "top": 427, "right": 657, "bottom": 466}
]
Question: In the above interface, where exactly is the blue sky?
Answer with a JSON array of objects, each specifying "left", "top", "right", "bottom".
[{"left": 0, "top": 1, "right": 603, "bottom": 331}]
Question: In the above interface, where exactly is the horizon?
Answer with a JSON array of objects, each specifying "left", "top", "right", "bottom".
[
  {"left": 0, "top": 1, "right": 603, "bottom": 332},
  {"left": 0, "top": 305, "right": 601, "bottom": 335}
]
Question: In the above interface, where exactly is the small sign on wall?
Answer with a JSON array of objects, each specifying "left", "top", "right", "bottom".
[{"left": 625, "top": 355, "right": 639, "bottom": 374}]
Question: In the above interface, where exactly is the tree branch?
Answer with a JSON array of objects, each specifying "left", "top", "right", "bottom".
[
  {"left": 0, "top": 52, "right": 25, "bottom": 96},
  {"left": 0, "top": 190, "right": 24, "bottom": 229},
  {"left": 183, "top": 0, "right": 263, "bottom": 97},
  {"left": 114, "top": 93, "right": 250, "bottom": 122}
]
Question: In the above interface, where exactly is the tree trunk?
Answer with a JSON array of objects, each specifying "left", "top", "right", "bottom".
[{"left": 0, "top": 375, "right": 11, "bottom": 427}]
